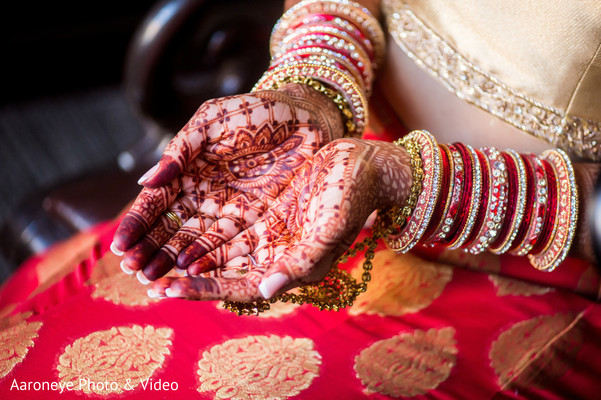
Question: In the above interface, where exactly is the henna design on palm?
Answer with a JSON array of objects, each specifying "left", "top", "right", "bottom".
[
  {"left": 148, "top": 139, "right": 413, "bottom": 302},
  {"left": 113, "top": 84, "right": 343, "bottom": 281}
]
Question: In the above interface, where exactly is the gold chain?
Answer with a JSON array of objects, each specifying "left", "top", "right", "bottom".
[{"left": 222, "top": 136, "right": 423, "bottom": 316}]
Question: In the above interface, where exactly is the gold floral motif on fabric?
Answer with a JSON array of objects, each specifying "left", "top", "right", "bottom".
[
  {"left": 0, "top": 312, "right": 43, "bottom": 379},
  {"left": 92, "top": 274, "right": 161, "bottom": 307},
  {"left": 489, "top": 275, "right": 553, "bottom": 297},
  {"left": 197, "top": 335, "right": 321, "bottom": 399},
  {"left": 350, "top": 250, "right": 452, "bottom": 316},
  {"left": 57, "top": 325, "right": 173, "bottom": 395},
  {"left": 217, "top": 301, "right": 299, "bottom": 318},
  {"left": 437, "top": 247, "right": 501, "bottom": 273},
  {"left": 383, "top": 0, "right": 601, "bottom": 160},
  {"left": 354, "top": 327, "right": 457, "bottom": 397},
  {"left": 490, "top": 312, "right": 584, "bottom": 389}
]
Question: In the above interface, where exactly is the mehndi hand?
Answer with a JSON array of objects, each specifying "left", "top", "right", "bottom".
[
  {"left": 111, "top": 84, "right": 343, "bottom": 282},
  {"left": 147, "top": 138, "right": 412, "bottom": 302}
]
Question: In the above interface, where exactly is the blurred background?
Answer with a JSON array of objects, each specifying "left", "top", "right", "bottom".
[{"left": 0, "top": 0, "right": 282, "bottom": 282}]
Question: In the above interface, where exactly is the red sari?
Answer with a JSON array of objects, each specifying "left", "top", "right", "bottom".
[{"left": 1, "top": 97, "right": 600, "bottom": 399}]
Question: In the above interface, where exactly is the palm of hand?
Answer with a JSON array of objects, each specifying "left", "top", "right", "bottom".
[
  {"left": 150, "top": 139, "right": 389, "bottom": 302},
  {"left": 113, "top": 85, "right": 342, "bottom": 281}
]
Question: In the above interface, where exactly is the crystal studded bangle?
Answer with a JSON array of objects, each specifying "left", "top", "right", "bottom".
[
  {"left": 270, "top": 0, "right": 386, "bottom": 67},
  {"left": 385, "top": 130, "right": 442, "bottom": 253},
  {"left": 528, "top": 149, "right": 578, "bottom": 271}
]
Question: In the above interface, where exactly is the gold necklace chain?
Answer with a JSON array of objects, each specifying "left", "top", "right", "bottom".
[{"left": 222, "top": 136, "right": 423, "bottom": 316}]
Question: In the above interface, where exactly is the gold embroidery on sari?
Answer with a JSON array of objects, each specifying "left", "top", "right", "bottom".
[
  {"left": 489, "top": 275, "right": 553, "bottom": 297},
  {"left": 490, "top": 312, "right": 584, "bottom": 390},
  {"left": 197, "top": 335, "right": 321, "bottom": 399},
  {"left": 57, "top": 325, "right": 173, "bottom": 395},
  {"left": 350, "top": 250, "right": 452, "bottom": 316},
  {"left": 0, "top": 312, "right": 43, "bottom": 379},
  {"left": 383, "top": 0, "right": 601, "bottom": 160},
  {"left": 354, "top": 327, "right": 457, "bottom": 397},
  {"left": 92, "top": 274, "right": 161, "bottom": 307}
]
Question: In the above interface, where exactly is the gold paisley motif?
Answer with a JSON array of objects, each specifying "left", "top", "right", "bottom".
[
  {"left": 217, "top": 301, "right": 300, "bottom": 318},
  {"left": 197, "top": 335, "right": 321, "bottom": 399},
  {"left": 490, "top": 312, "right": 584, "bottom": 390},
  {"left": 92, "top": 274, "right": 160, "bottom": 307},
  {"left": 350, "top": 250, "right": 452, "bottom": 316},
  {"left": 57, "top": 325, "right": 173, "bottom": 395},
  {"left": 489, "top": 275, "right": 554, "bottom": 297},
  {"left": 354, "top": 327, "right": 457, "bottom": 397},
  {"left": 437, "top": 247, "right": 501, "bottom": 273},
  {"left": 0, "top": 312, "right": 43, "bottom": 379}
]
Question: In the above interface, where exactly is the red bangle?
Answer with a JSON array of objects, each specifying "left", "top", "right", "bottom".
[
  {"left": 458, "top": 147, "right": 489, "bottom": 249},
  {"left": 530, "top": 159, "right": 557, "bottom": 255},
  {"left": 489, "top": 149, "right": 527, "bottom": 253},
  {"left": 432, "top": 143, "right": 464, "bottom": 243},
  {"left": 528, "top": 149, "right": 578, "bottom": 271},
  {"left": 386, "top": 130, "right": 442, "bottom": 253},
  {"left": 507, "top": 154, "right": 535, "bottom": 253},
  {"left": 465, "top": 147, "right": 509, "bottom": 254},
  {"left": 510, "top": 154, "right": 548, "bottom": 255},
  {"left": 423, "top": 144, "right": 452, "bottom": 242}
]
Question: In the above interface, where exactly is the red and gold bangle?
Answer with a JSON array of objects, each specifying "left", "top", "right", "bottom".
[
  {"left": 270, "top": 0, "right": 385, "bottom": 66},
  {"left": 386, "top": 130, "right": 442, "bottom": 253},
  {"left": 510, "top": 154, "right": 548, "bottom": 256},
  {"left": 277, "top": 30, "right": 372, "bottom": 76},
  {"left": 528, "top": 149, "right": 578, "bottom": 271},
  {"left": 530, "top": 159, "right": 558, "bottom": 255},
  {"left": 290, "top": 14, "right": 373, "bottom": 57},
  {"left": 449, "top": 144, "right": 483, "bottom": 249},
  {"left": 272, "top": 46, "right": 371, "bottom": 89},
  {"left": 254, "top": 62, "right": 368, "bottom": 134},
  {"left": 278, "top": 24, "right": 373, "bottom": 65},
  {"left": 465, "top": 147, "right": 508, "bottom": 254},
  {"left": 423, "top": 143, "right": 453, "bottom": 243},
  {"left": 489, "top": 149, "right": 527, "bottom": 254},
  {"left": 433, "top": 143, "right": 464, "bottom": 243}
]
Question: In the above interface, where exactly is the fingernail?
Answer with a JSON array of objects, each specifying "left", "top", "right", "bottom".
[
  {"left": 147, "top": 289, "right": 164, "bottom": 299},
  {"left": 120, "top": 260, "right": 134, "bottom": 275},
  {"left": 174, "top": 267, "right": 186, "bottom": 275},
  {"left": 110, "top": 242, "right": 124, "bottom": 256},
  {"left": 137, "top": 270, "right": 150, "bottom": 285},
  {"left": 137, "top": 164, "right": 159, "bottom": 185},
  {"left": 258, "top": 272, "right": 289, "bottom": 299},
  {"left": 164, "top": 288, "right": 177, "bottom": 298}
]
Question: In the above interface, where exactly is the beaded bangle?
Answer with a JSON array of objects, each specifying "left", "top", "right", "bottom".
[
  {"left": 528, "top": 149, "right": 578, "bottom": 271},
  {"left": 253, "top": 74, "right": 356, "bottom": 136},
  {"left": 432, "top": 143, "right": 463, "bottom": 243},
  {"left": 386, "top": 130, "right": 442, "bottom": 253},
  {"left": 510, "top": 154, "right": 548, "bottom": 256},
  {"left": 271, "top": 0, "right": 385, "bottom": 67},
  {"left": 489, "top": 149, "right": 527, "bottom": 254},
  {"left": 423, "top": 143, "right": 452, "bottom": 242},
  {"left": 465, "top": 147, "right": 509, "bottom": 254},
  {"left": 254, "top": 62, "right": 368, "bottom": 134},
  {"left": 291, "top": 14, "right": 374, "bottom": 58},
  {"left": 449, "top": 144, "right": 482, "bottom": 249},
  {"left": 277, "top": 26, "right": 372, "bottom": 68},
  {"left": 272, "top": 46, "right": 371, "bottom": 89}
]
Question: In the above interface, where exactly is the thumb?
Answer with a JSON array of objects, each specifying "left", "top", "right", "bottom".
[
  {"left": 137, "top": 155, "right": 184, "bottom": 188},
  {"left": 138, "top": 116, "right": 210, "bottom": 187},
  {"left": 258, "top": 239, "right": 335, "bottom": 299}
]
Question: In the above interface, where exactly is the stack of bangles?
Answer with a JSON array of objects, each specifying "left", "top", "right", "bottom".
[
  {"left": 252, "top": 0, "right": 385, "bottom": 137},
  {"left": 388, "top": 130, "right": 579, "bottom": 272}
]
